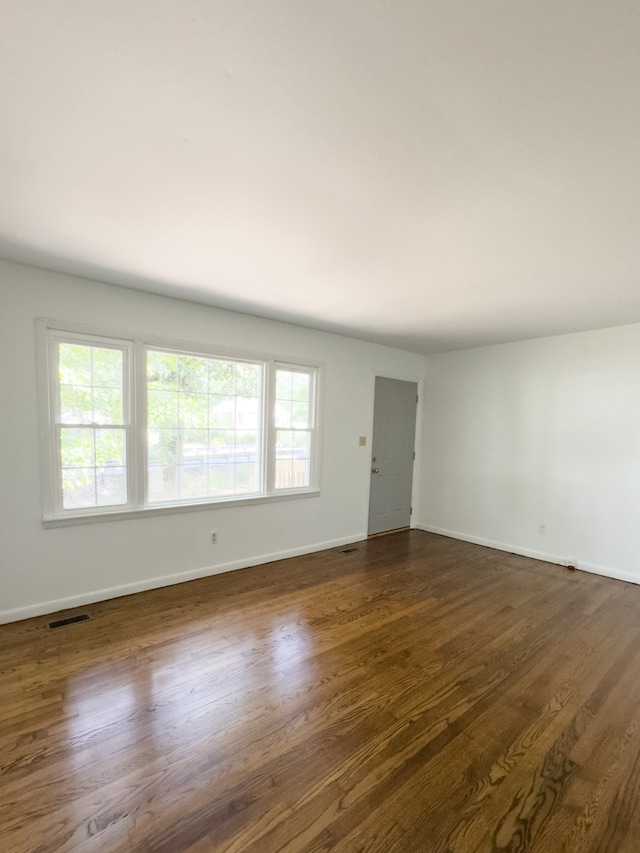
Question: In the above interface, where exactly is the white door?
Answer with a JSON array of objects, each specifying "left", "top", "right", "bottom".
[{"left": 367, "top": 377, "right": 418, "bottom": 535}]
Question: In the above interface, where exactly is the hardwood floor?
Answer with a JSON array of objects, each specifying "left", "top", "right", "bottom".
[{"left": 2, "top": 530, "right": 640, "bottom": 852}]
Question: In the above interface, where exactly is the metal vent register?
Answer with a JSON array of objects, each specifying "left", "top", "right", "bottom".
[{"left": 48, "top": 613, "right": 91, "bottom": 630}]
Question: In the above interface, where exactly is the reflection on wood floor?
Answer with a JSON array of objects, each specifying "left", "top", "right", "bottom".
[{"left": 2, "top": 530, "right": 640, "bottom": 852}]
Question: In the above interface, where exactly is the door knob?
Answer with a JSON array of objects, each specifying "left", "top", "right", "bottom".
[{"left": 371, "top": 468, "right": 379, "bottom": 473}]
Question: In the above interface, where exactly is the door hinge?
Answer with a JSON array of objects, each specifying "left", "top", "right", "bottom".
[
  {"left": 410, "top": 506, "right": 413, "bottom": 515},
  {"left": 413, "top": 451, "right": 416, "bottom": 460},
  {"left": 416, "top": 394, "right": 419, "bottom": 403}
]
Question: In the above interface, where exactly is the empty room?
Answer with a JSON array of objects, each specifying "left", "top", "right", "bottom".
[{"left": 2, "top": 2, "right": 640, "bottom": 851}]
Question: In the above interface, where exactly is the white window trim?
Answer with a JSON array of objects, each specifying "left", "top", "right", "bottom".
[
  {"left": 37, "top": 319, "right": 322, "bottom": 527},
  {"left": 268, "top": 362, "right": 320, "bottom": 494}
]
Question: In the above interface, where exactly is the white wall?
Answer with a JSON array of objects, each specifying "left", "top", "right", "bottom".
[
  {"left": 418, "top": 324, "right": 640, "bottom": 584},
  {"left": 0, "top": 260, "right": 425, "bottom": 622},
  {"left": 4, "top": 257, "right": 639, "bottom": 624}
]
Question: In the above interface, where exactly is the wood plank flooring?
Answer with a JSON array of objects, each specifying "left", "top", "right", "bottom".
[{"left": 2, "top": 530, "right": 640, "bottom": 852}]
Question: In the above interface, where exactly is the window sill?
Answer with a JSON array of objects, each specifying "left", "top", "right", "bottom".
[{"left": 42, "top": 488, "right": 321, "bottom": 528}]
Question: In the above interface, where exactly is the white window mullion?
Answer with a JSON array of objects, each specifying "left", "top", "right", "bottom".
[
  {"left": 52, "top": 423, "right": 63, "bottom": 516},
  {"left": 265, "top": 360, "right": 276, "bottom": 494},
  {"left": 49, "top": 332, "right": 63, "bottom": 516},
  {"left": 132, "top": 341, "right": 147, "bottom": 508},
  {"left": 309, "top": 366, "right": 320, "bottom": 489},
  {"left": 121, "top": 340, "right": 134, "bottom": 512}
]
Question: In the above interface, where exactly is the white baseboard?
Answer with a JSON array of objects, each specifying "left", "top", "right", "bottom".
[
  {"left": 572, "top": 560, "right": 640, "bottom": 586},
  {"left": 0, "top": 533, "right": 366, "bottom": 625},
  {"left": 415, "top": 523, "right": 640, "bottom": 587},
  {"left": 415, "top": 523, "right": 563, "bottom": 564}
]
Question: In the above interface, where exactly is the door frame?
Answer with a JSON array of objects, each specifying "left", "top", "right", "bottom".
[{"left": 363, "top": 369, "right": 423, "bottom": 535}]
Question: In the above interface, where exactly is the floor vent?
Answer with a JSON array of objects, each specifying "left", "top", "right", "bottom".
[
  {"left": 339, "top": 547, "right": 359, "bottom": 554},
  {"left": 48, "top": 614, "right": 91, "bottom": 630}
]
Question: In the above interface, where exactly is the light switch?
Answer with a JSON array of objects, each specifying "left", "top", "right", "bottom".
[{"left": 359, "top": 436, "right": 367, "bottom": 446}]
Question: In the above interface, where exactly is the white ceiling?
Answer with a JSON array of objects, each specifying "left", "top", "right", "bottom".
[{"left": 2, "top": 1, "right": 640, "bottom": 354}]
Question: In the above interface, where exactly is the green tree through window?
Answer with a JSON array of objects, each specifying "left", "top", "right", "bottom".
[{"left": 147, "top": 351, "right": 262, "bottom": 502}]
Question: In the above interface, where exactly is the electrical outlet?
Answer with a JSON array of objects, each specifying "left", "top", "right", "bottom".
[
  {"left": 211, "top": 532, "right": 218, "bottom": 544},
  {"left": 538, "top": 524, "right": 546, "bottom": 535}
]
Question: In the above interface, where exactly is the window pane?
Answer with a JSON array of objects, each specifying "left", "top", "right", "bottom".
[
  {"left": 92, "top": 348, "right": 123, "bottom": 388},
  {"left": 145, "top": 349, "right": 269, "bottom": 503},
  {"left": 275, "top": 459, "right": 294, "bottom": 489},
  {"left": 179, "top": 356, "right": 208, "bottom": 393},
  {"left": 275, "top": 401, "right": 292, "bottom": 429},
  {"left": 294, "top": 431, "right": 311, "bottom": 455},
  {"left": 180, "top": 428, "right": 208, "bottom": 451},
  {"left": 95, "top": 429, "right": 125, "bottom": 466},
  {"left": 92, "top": 387, "right": 123, "bottom": 424},
  {"left": 209, "top": 395, "right": 235, "bottom": 429},
  {"left": 209, "top": 360, "right": 236, "bottom": 394},
  {"left": 148, "top": 352, "right": 178, "bottom": 390},
  {"left": 62, "top": 468, "right": 96, "bottom": 509},
  {"left": 178, "top": 463, "right": 208, "bottom": 498},
  {"left": 147, "top": 390, "right": 179, "bottom": 427},
  {"left": 275, "top": 430, "right": 310, "bottom": 489},
  {"left": 180, "top": 429, "right": 208, "bottom": 480},
  {"left": 276, "top": 430, "right": 294, "bottom": 456},
  {"left": 96, "top": 467, "right": 126, "bottom": 505},
  {"left": 59, "top": 343, "right": 91, "bottom": 386},
  {"left": 148, "top": 429, "right": 178, "bottom": 466},
  {"left": 292, "top": 402, "right": 309, "bottom": 429},
  {"left": 235, "top": 431, "right": 258, "bottom": 462},
  {"left": 235, "top": 462, "right": 258, "bottom": 493},
  {"left": 59, "top": 343, "right": 124, "bottom": 425},
  {"left": 210, "top": 429, "right": 236, "bottom": 454},
  {"left": 61, "top": 428, "right": 94, "bottom": 468},
  {"left": 179, "top": 393, "right": 208, "bottom": 429},
  {"left": 292, "top": 372, "right": 310, "bottom": 402},
  {"left": 60, "top": 385, "right": 92, "bottom": 424},
  {"left": 275, "top": 370, "right": 293, "bottom": 400},
  {"left": 208, "top": 462, "right": 234, "bottom": 495},
  {"left": 236, "top": 396, "right": 259, "bottom": 429},
  {"left": 148, "top": 429, "right": 178, "bottom": 502},
  {"left": 149, "top": 464, "right": 178, "bottom": 502},
  {"left": 296, "top": 459, "right": 311, "bottom": 488},
  {"left": 236, "top": 363, "right": 260, "bottom": 397}
]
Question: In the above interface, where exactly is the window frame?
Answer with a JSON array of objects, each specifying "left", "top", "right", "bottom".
[
  {"left": 269, "top": 362, "right": 319, "bottom": 493},
  {"left": 143, "top": 344, "right": 268, "bottom": 506},
  {"left": 42, "top": 327, "right": 136, "bottom": 519},
  {"left": 37, "top": 320, "right": 322, "bottom": 526}
]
